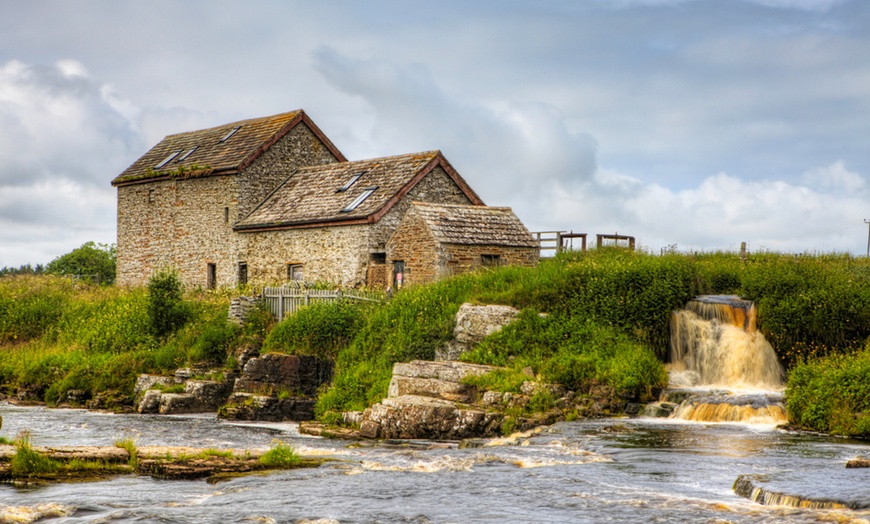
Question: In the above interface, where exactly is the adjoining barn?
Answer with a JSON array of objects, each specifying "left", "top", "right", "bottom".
[
  {"left": 386, "top": 202, "right": 539, "bottom": 288},
  {"left": 112, "top": 110, "right": 539, "bottom": 289}
]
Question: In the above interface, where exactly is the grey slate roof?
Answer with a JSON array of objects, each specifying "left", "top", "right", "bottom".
[
  {"left": 235, "top": 151, "right": 483, "bottom": 231},
  {"left": 111, "top": 110, "right": 344, "bottom": 186},
  {"left": 410, "top": 202, "right": 538, "bottom": 247}
]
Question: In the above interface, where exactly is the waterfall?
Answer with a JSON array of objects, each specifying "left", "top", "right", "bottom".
[
  {"left": 647, "top": 295, "right": 787, "bottom": 425},
  {"left": 668, "top": 295, "right": 784, "bottom": 389}
]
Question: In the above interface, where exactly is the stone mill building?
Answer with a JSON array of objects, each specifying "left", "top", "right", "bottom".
[{"left": 112, "top": 110, "right": 539, "bottom": 290}]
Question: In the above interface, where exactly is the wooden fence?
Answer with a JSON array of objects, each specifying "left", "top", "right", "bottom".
[{"left": 261, "top": 283, "right": 381, "bottom": 320}]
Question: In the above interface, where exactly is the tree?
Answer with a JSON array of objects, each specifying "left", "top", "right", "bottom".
[
  {"left": 147, "top": 268, "right": 190, "bottom": 338},
  {"left": 46, "top": 242, "right": 116, "bottom": 285}
]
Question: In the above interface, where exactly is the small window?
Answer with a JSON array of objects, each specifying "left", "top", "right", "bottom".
[
  {"left": 148, "top": 189, "right": 155, "bottom": 203},
  {"left": 177, "top": 146, "right": 198, "bottom": 162},
  {"left": 287, "top": 264, "right": 304, "bottom": 281},
  {"left": 224, "top": 206, "right": 229, "bottom": 223},
  {"left": 481, "top": 254, "right": 501, "bottom": 267},
  {"left": 238, "top": 262, "right": 248, "bottom": 285},
  {"left": 337, "top": 171, "right": 365, "bottom": 192},
  {"left": 207, "top": 263, "right": 217, "bottom": 290},
  {"left": 154, "top": 150, "right": 182, "bottom": 168},
  {"left": 370, "top": 252, "right": 386, "bottom": 264},
  {"left": 341, "top": 187, "right": 378, "bottom": 213},
  {"left": 219, "top": 126, "right": 241, "bottom": 143}
]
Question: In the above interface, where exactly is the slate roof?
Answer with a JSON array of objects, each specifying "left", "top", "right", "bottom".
[
  {"left": 409, "top": 202, "right": 538, "bottom": 247},
  {"left": 111, "top": 110, "right": 345, "bottom": 186},
  {"left": 234, "top": 151, "right": 483, "bottom": 231}
]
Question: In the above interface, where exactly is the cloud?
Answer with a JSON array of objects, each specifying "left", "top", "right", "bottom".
[{"left": 0, "top": 59, "right": 141, "bottom": 267}]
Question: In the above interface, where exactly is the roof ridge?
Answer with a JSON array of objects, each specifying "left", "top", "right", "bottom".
[{"left": 162, "top": 110, "right": 303, "bottom": 139}]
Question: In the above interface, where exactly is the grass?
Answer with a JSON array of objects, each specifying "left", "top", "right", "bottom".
[
  {"left": 259, "top": 440, "right": 300, "bottom": 468},
  {"left": 114, "top": 438, "right": 139, "bottom": 468},
  {"left": 10, "top": 431, "right": 60, "bottom": 477}
]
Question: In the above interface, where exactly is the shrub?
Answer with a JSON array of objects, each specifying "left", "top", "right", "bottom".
[
  {"left": 263, "top": 300, "right": 366, "bottom": 360},
  {"left": 147, "top": 269, "right": 190, "bottom": 338},
  {"left": 188, "top": 318, "right": 239, "bottom": 364},
  {"left": 11, "top": 431, "right": 60, "bottom": 477},
  {"left": 259, "top": 440, "right": 300, "bottom": 468}
]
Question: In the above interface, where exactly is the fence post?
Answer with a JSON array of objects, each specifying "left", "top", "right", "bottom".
[{"left": 277, "top": 287, "right": 284, "bottom": 320}]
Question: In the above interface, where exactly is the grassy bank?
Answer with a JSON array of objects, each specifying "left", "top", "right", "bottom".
[
  {"left": 4, "top": 250, "right": 870, "bottom": 437},
  {"left": 0, "top": 274, "right": 240, "bottom": 407}
]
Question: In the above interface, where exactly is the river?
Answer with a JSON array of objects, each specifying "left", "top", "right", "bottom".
[{"left": 1, "top": 403, "right": 869, "bottom": 523}]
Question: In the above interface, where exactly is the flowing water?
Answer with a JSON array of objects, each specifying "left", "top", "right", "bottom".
[
  {"left": 3, "top": 296, "right": 869, "bottom": 523},
  {"left": 2, "top": 405, "right": 870, "bottom": 523}
]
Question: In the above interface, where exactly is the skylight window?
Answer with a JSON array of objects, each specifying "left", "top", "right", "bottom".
[
  {"left": 337, "top": 171, "right": 365, "bottom": 192},
  {"left": 341, "top": 187, "right": 378, "bottom": 213},
  {"left": 219, "top": 126, "right": 241, "bottom": 143},
  {"left": 177, "top": 146, "right": 198, "bottom": 162},
  {"left": 154, "top": 150, "right": 182, "bottom": 168}
]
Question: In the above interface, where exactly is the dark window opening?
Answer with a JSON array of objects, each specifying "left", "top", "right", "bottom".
[
  {"left": 393, "top": 260, "right": 405, "bottom": 290},
  {"left": 481, "top": 254, "right": 501, "bottom": 267},
  {"left": 287, "top": 264, "right": 303, "bottom": 281},
  {"left": 207, "top": 263, "right": 217, "bottom": 290},
  {"left": 148, "top": 189, "right": 155, "bottom": 203},
  {"left": 238, "top": 262, "right": 248, "bottom": 285},
  {"left": 224, "top": 206, "right": 229, "bottom": 223},
  {"left": 370, "top": 252, "right": 387, "bottom": 264}
]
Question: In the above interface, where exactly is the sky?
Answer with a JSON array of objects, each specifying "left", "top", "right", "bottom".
[{"left": 1, "top": 0, "right": 869, "bottom": 267}]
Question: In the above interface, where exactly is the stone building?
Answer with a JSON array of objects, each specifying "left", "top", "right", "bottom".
[
  {"left": 112, "top": 110, "right": 539, "bottom": 289},
  {"left": 386, "top": 202, "right": 539, "bottom": 287}
]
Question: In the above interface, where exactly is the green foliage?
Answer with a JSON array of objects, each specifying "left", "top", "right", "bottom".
[
  {"left": 464, "top": 311, "right": 668, "bottom": 401},
  {"left": 147, "top": 269, "right": 190, "bottom": 338},
  {"left": 114, "top": 438, "right": 139, "bottom": 468},
  {"left": 263, "top": 301, "right": 366, "bottom": 360},
  {"left": 785, "top": 346, "right": 870, "bottom": 437},
  {"left": 259, "top": 440, "right": 300, "bottom": 468},
  {"left": 46, "top": 241, "right": 117, "bottom": 285},
  {"left": 0, "top": 275, "right": 71, "bottom": 344},
  {"left": 189, "top": 317, "right": 239, "bottom": 364},
  {"left": 11, "top": 431, "right": 60, "bottom": 477}
]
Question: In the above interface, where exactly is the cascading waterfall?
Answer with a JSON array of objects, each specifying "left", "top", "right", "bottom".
[{"left": 648, "top": 295, "right": 787, "bottom": 424}]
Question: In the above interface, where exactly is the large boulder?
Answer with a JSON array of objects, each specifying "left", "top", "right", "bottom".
[
  {"left": 218, "top": 392, "right": 315, "bottom": 421},
  {"left": 436, "top": 303, "right": 520, "bottom": 361},
  {"left": 233, "top": 353, "right": 332, "bottom": 397},
  {"left": 359, "top": 395, "right": 503, "bottom": 440}
]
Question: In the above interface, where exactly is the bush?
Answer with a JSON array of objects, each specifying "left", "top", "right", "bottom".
[
  {"left": 259, "top": 440, "right": 300, "bottom": 468},
  {"left": 147, "top": 269, "right": 190, "bottom": 338},
  {"left": 263, "top": 301, "right": 366, "bottom": 360},
  {"left": 188, "top": 318, "right": 240, "bottom": 364},
  {"left": 786, "top": 347, "right": 870, "bottom": 437}
]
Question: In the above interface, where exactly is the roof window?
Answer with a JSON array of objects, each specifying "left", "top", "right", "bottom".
[
  {"left": 337, "top": 171, "right": 365, "bottom": 192},
  {"left": 341, "top": 187, "right": 378, "bottom": 213},
  {"left": 219, "top": 126, "right": 241, "bottom": 143},
  {"left": 154, "top": 150, "right": 182, "bottom": 168},
  {"left": 177, "top": 146, "right": 198, "bottom": 162}
]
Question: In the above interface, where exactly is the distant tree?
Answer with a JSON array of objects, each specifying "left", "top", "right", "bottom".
[
  {"left": 0, "top": 264, "right": 45, "bottom": 277},
  {"left": 46, "top": 242, "right": 116, "bottom": 285}
]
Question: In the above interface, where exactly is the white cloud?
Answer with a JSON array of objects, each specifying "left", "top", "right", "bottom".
[{"left": 0, "top": 59, "right": 140, "bottom": 267}]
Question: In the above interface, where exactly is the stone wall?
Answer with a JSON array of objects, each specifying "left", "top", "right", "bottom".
[
  {"left": 116, "top": 122, "right": 339, "bottom": 288},
  {"left": 442, "top": 243, "right": 539, "bottom": 277}
]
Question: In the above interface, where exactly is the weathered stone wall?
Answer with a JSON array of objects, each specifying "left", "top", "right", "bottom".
[
  {"left": 240, "top": 224, "right": 372, "bottom": 287},
  {"left": 116, "top": 122, "right": 339, "bottom": 288},
  {"left": 442, "top": 244, "right": 539, "bottom": 277},
  {"left": 385, "top": 211, "right": 442, "bottom": 285}
]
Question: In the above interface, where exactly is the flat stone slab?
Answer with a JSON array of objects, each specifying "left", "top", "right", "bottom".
[{"left": 391, "top": 360, "right": 497, "bottom": 383}]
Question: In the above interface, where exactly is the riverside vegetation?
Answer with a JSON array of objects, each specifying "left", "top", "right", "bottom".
[{"left": 2, "top": 250, "right": 870, "bottom": 438}]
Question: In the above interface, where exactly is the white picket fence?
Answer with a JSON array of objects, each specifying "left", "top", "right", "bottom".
[{"left": 261, "top": 283, "right": 381, "bottom": 320}]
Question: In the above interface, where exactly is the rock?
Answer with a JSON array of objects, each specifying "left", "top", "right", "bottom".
[
  {"left": 361, "top": 395, "right": 504, "bottom": 440},
  {"left": 233, "top": 353, "right": 332, "bottom": 397},
  {"left": 342, "top": 411, "right": 364, "bottom": 427},
  {"left": 391, "top": 360, "right": 496, "bottom": 384},
  {"left": 134, "top": 374, "right": 181, "bottom": 400},
  {"left": 435, "top": 303, "right": 520, "bottom": 361},
  {"left": 66, "top": 389, "right": 88, "bottom": 403},
  {"left": 184, "top": 379, "right": 233, "bottom": 410},
  {"left": 138, "top": 390, "right": 162, "bottom": 414},
  {"left": 733, "top": 474, "right": 853, "bottom": 510},
  {"left": 218, "top": 392, "right": 315, "bottom": 421},
  {"left": 159, "top": 394, "right": 201, "bottom": 415},
  {"left": 846, "top": 458, "right": 870, "bottom": 468}
]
